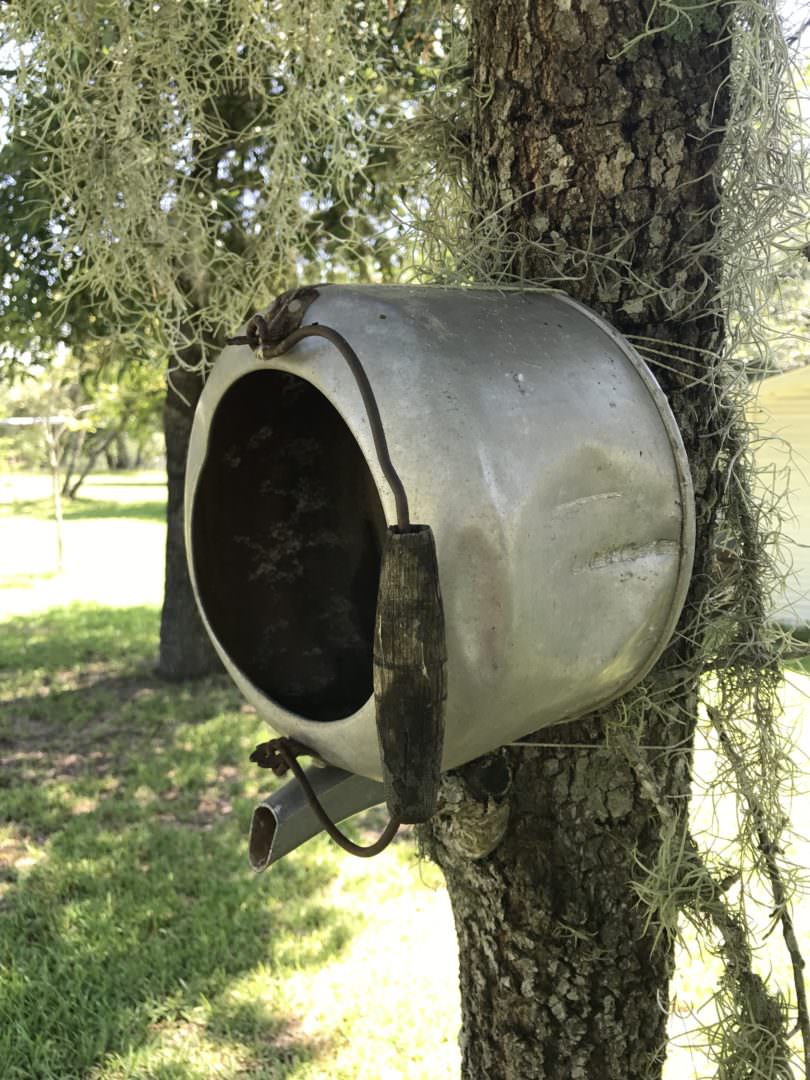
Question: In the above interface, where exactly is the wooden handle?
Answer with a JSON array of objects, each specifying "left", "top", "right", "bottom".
[{"left": 373, "top": 525, "right": 447, "bottom": 823}]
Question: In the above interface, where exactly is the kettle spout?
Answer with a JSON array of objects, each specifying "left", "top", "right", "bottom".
[{"left": 249, "top": 765, "right": 387, "bottom": 871}]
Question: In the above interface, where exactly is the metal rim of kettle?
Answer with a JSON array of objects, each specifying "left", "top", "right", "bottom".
[{"left": 185, "top": 286, "right": 696, "bottom": 770}]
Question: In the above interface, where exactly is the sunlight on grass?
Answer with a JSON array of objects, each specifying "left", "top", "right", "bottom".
[
  {"left": 0, "top": 472, "right": 166, "bottom": 614},
  {"left": 0, "top": 476, "right": 462, "bottom": 1079},
  {"left": 4, "top": 468, "right": 810, "bottom": 1079},
  {"left": 279, "top": 854, "right": 461, "bottom": 1079},
  {"left": 0, "top": 601, "right": 462, "bottom": 1079}
]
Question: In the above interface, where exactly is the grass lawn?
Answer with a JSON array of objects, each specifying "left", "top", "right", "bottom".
[
  {"left": 0, "top": 473, "right": 461, "bottom": 1080},
  {"left": 2, "top": 470, "right": 810, "bottom": 1078},
  {"left": 0, "top": 472, "right": 168, "bottom": 614}
]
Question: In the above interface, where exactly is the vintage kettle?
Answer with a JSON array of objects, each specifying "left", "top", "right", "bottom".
[{"left": 185, "top": 285, "right": 694, "bottom": 867}]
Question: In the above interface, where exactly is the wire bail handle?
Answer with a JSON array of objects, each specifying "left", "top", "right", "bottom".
[
  {"left": 228, "top": 287, "right": 410, "bottom": 531},
  {"left": 232, "top": 286, "right": 447, "bottom": 850}
]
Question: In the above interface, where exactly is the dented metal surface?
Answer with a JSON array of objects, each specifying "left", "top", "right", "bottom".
[{"left": 186, "top": 285, "right": 695, "bottom": 782}]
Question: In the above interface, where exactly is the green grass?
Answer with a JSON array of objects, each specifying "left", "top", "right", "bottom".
[
  {"left": 0, "top": 473, "right": 461, "bottom": 1080},
  {"left": 4, "top": 469, "right": 810, "bottom": 1079},
  {"left": 3, "top": 498, "right": 166, "bottom": 522},
  {"left": 0, "top": 605, "right": 349, "bottom": 1078},
  {"left": 0, "top": 472, "right": 169, "bottom": 614},
  {"left": 0, "top": 470, "right": 168, "bottom": 509},
  {"left": 0, "top": 469, "right": 166, "bottom": 524}
]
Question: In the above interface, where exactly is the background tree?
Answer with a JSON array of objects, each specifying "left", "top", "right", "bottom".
[
  {"left": 58, "top": 352, "right": 164, "bottom": 497},
  {"left": 0, "top": 347, "right": 96, "bottom": 570},
  {"left": 1, "top": 0, "right": 440, "bottom": 678},
  {"left": 1, "top": 343, "right": 161, "bottom": 473}
]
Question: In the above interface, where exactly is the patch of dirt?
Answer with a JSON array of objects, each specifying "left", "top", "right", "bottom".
[
  {"left": 0, "top": 670, "right": 238, "bottom": 777},
  {"left": 0, "top": 662, "right": 151, "bottom": 704},
  {"left": 154, "top": 789, "right": 236, "bottom": 832},
  {"left": 0, "top": 747, "right": 117, "bottom": 783},
  {"left": 0, "top": 835, "right": 28, "bottom": 872},
  {"left": 241, "top": 1016, "right": 332, "bottom": 1072},
  {"left": 0, "top": 832, "right": 45, "bottom": 906},
  {"left": 0, "top": 671, "right": 168, "bottom": 765}
]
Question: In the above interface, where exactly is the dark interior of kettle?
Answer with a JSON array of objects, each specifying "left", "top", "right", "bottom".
[{"left": 192, "top": 370, "right": 386, "bottom": 721}]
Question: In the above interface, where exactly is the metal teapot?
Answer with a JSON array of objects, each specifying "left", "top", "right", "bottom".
[{"left": 185, "top": 285, "right": 694, "bottom": 867}]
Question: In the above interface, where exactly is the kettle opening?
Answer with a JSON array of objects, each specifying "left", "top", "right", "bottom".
[{"left": 191, "top": 369, "right": 387, "bottom": 721}]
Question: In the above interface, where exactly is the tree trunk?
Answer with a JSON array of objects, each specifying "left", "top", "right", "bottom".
[
  {"left": 156, "top": 361, "right": 222, "bottom": 681},
  {"left": 113, "top": 431, "right": 133, "bottom": 470},
  {"left": 65, "top": 427, "right": 121, "bottom": 499},
  {"left": 61, "top": 427, "right": 85, "bottom": 497},
  {"left": 425, "top": 3, "right": 731, "bottom": 1077}
]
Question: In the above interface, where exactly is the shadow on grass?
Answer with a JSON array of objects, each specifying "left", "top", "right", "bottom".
[
  {"left": 64, "top": 498, "right": 166, "bottom": 522},
  {"left": 0, "top": 603, "right": 161, "bottom": 671},
  {"left": 0, "top": 603, "right": 350, "bottom": 1080},
  {"left": 3, "top": 498, "right": 166, "bottom": 523}
]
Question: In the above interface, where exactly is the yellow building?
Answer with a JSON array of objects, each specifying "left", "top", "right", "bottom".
[{"left": 751, "top": 364, "right": 810, "bottom": 624}]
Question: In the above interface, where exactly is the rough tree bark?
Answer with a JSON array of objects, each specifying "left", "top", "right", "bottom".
[
  {"left": 425, "top": 3, "right": 731, "bottom": 1077},
  {"left": 156, "top": 360, "right": 222, "bottom": 681}
]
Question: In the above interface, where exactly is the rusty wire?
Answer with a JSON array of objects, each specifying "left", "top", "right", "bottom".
[{"left": 252, "top": 737, "right": 401, "bottom": 858}]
